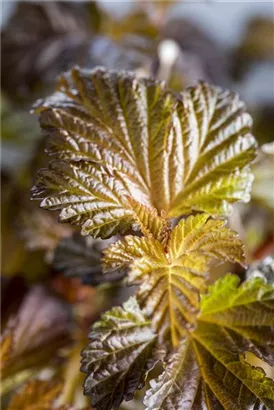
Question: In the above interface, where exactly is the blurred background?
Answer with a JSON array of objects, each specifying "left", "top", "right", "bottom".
[
  {"left": 1, "top": 1, "right": 274, "bottom": 409},
  {"left": 1, "top": 1, "right": 274, "bottom": 169}
]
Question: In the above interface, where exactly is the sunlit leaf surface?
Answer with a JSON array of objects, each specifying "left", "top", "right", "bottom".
[
  {"left": 32, "top": 67, "right": 256, "bottom": 238},
  {"left": 103, "top": 214, "right": 245, "bottom": 345},
  {"left": 144, "top": 275, "right": 274, "bottom": 410}
]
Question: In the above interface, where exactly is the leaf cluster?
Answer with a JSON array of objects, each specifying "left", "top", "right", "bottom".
[
  {"left": 2, "top": 2, "right": 274, "bottom": 409},
  {"left": 27, "top": 66, "right": 274, "bottom": 410}
]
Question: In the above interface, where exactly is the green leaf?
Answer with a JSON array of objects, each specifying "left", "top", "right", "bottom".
[
  {"left": 81, "top": 297, "right": 158, "bottom": 410},
  {"left": 144, "top": 275, "right": 274, "bottom": 410},
  {"left": 199, "top": 275, "right": 274, "bottom": 367},
  {"left": 103, "top": 214, "right": 245, "bottom": 346},
  {"left": 32, "top": 67, "right": 256, "bottom": 238}
]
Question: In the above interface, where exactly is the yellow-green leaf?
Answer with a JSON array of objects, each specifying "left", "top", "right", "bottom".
[
  {"left": 103, "top": 214, "right": 245, "bottom": 346},
  {"left": 128, "top": 197, "right": 171, "bottom": 245},
  {"left": 144, "top": 275, "right": 274, "bottom": 410},
  {"left": 32, "top": 68, "right": 257, "bottom": 238}
]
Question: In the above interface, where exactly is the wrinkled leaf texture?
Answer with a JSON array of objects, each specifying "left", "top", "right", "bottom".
[
  {"left": 145, "top": 275, "right": 274, "bottom": 410},
  {"left": 81, "top": 297, "right": 158, "bottom": 410},
  {"left": 103, "top": 213, "right": 245, "bottom": 345},
  {"left": 32, "top": 67, "right": 257, "bottom": 238}
]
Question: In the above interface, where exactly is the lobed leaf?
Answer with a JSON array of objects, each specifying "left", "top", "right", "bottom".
[
  {"left": 32, "top": 67, "right": 257, "bottom": 238},
  {"left": 81, "top": 297, "right": 158, "bottom": 410},
  {"left": 32, "top": 160, "right": 135, "bottom": 238},
  {"left": 103, "top": 214, "right": 245, "bottom": 346},
  {"left": 145, "top": 275, "right": 274, "bottom": 410}
]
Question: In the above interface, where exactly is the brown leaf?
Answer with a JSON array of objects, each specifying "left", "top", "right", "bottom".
[{"left": 7, "top": 379, "right": 63, "bottom": 410}]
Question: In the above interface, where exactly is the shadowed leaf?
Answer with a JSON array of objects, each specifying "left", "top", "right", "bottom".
[
  {"left": 246, "top": 254, "right": 274, "bottom": 285},
  {"left": 54, "top": 232, "right": 124, "bottom": 285},
  {"left": 1, "top": 286, "right": 70, "bottom": 383},
  {"left": 21, "top": 210, "right": 72, "bottom": 263},
  {"left": 81, "top": 297, "right": 158, "bottom": 410},
  {"left": 1, "top": 2, "right": 94, "bottom": 102}
]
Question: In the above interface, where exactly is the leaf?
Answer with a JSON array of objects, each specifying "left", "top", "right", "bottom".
[
  {"left": 0, "top": 331, "right": 13, "bottom": 371},
  {"left": 1, "top": 2, "right": 95, "bottom": 102},
  {"left": 232, "top": 17, "right": 274, "bottom": 80},
  {"left": 32, "top": 67, "right": 257, "bottom": 238},
  {"left": 32, "top": 160, "right": 135, "bottom": 239},
  {"left": 1, "top": 286, "right": 70, "bottom": 382},
  {"left": 21, "top": 210, "right": 72, "bottom": 263},
  {"left": 252, "top": 142, "right": 274, "bottom": 210},
  {"left": 103, "top": 8, "right": 158, "bottom": 42},
  {"left": 1, "top": 276, "right": 28, "bottom": 327},
  {"left": 246, "top": 254, "right": 274, "bottom": 285},
  {"left": 144, "top": 275, "right": 274, "bottom": 410},
  {"left": 1, "top": 93, "right": 39, "bottom": 144},
  {"left": 55, "top": 341, "right": 89, "bottom": 409},
  {"left": 144, "top": 339, "right": 201, "bottom": 410},
  {"left": 81, "top": 297, "right": 158, "bottom": 410},
  {"left": 54, "top": 232, "right": 125, "bottom": 285},
  {"left": 103, "top": 214, "right": 245, "bottom": 346},
  {"left": 6, "top": 379, "right": 63, "bottom": 410},
  {"left": 128, "top": 198, "right": 171, "bottom": 245}
]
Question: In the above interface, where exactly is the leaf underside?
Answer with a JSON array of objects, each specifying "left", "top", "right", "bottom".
[
  {"left": 81, "top": 297, "right": 158, "bottom": 410},
  {"left": 31, "top": 67, "right": 257, "bottom": 238},
  {"left": 103, "top": 214, "right": 246, "bottom": 346},
  {"left": 145, "top": 275, "right": 274, "bottom": 410}
]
